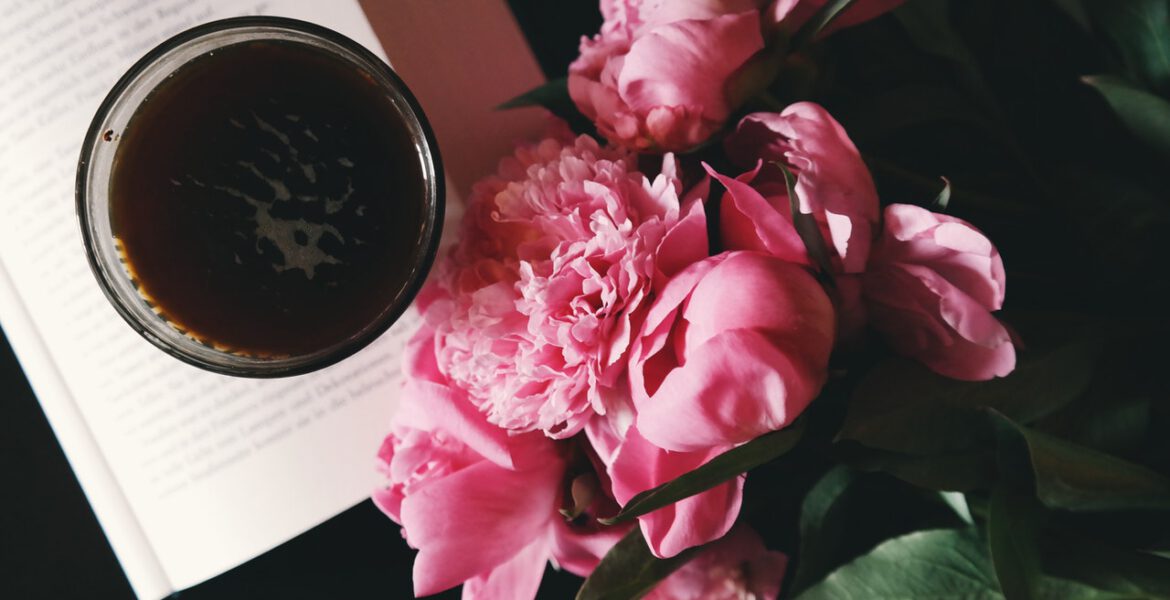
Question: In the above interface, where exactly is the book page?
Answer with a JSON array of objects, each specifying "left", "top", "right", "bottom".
[{"left": 0, "top": 0, "right": 477, "bottom": 596}]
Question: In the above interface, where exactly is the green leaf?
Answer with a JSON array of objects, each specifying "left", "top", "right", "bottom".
[
  {"left": 1048, "top": 0, "right": 1093, "bottom": 31},
  {"left": 1084, "top": 74, "right": 1170, "bottom": 159},
  {"left": 576, "top": 527, "right": 698, "bottom": 600},
  {"left": 776, "top": 163, "right": 836, "bottom": 282},
  {"left": 601, "top": 421, "right": 806, "bottom": 525},
  {"left": 789, "top": 466, "right": 859, "bottom": 595},
  {"left": 989, "top": 410, "right": 1170, "bottom": 512},
  {"left": 497, "top": 77, "right": 570, "bottom": 110},
  {"left": 797, "top": 528, "right": 1004, "bottom": 600},
  {"left": 845, "top": 85, "right": 996, "bottom": 143},
  {"left": 932, "top": 176, "right": 952, "bottom": 211},
  {"left": 497, "top": 77, "right": 595, "bottom": 135},
  {"left": 793, "top": 0, "right": 859, "bottom": 48},
  {"left": 940, "top": 491, "right": 974, "bottom": 525},
  {"left": 1082, "top": 0, "right": 1170, "bottom": 93},
  {"left": 1034, "top": 578, "right": 1138, "bottom": 599},
  {"left": 842, "top": 446, "right": 995, "bottom": 492},
  {"left": 988, "top": 487, "right": 1043, "bottom": 600},
  {"left": 1040, "top": 392, "right": 1151, "bottom": 459},
  {"left": 839, "top": 341, "right": 1100, "bottom": 456},
  {"left": 1038, "top": 529, "right": 1170, "bottom": 598},
  {"left": 795, "top": 525, "right": 1155, "bottom": 599},
  {"left": 893, "top": 1, "right": 998, "bottom": 112}
]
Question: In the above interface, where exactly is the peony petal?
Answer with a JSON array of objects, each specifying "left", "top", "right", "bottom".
[
  {"left": 628, "top": 256, "right": 727, "bottom": 403},
  {"left": 461, "top": 537, "right": 550, "bottom": 600},
  {"left": 879, "top": 204, "right": 1006, "bottom": 310},
  {"left": 402, "top": 331, "right": 556, "bottom": 470},
  {"left": 724, "top": 105, "right": 879, "bottom": 273},
  {"left": 767, "top": 0, "right": 905, "bottom": 36},
  {"left": 585, "top": 413, "right": 627, "bottom": 468},
  {"left": 645, "top": 524, "right": 788, "bottom": 600},
  {"left": 865, "top": 264, "right": 1015, "bottom": 381},
  {"left": 680, "top": 252, "right": 834, "bottom": 353},
  {"left": 405, "top": 458, "right": 562, "bottom": 596},
  {"left": 619, "top": 12, "right": 764, "bottom": 121},
  {"left": 905, "top": 265, "right": 1009, "bottom": 349},
  {"left": 636, "top": 329, "right": 821, "bottom": 451},
  {"left": 654, "top": 189, "right": 710, "bottom": 286},
  {"left": 609, "top": 426, "right": 743, "bottom": 558},
  {"left": 709, "top": 164, "right": 810, "bottom": 264},
  {"left": 549, "top": 516, "right": 632, "bottom": 577},
  {"left": 371, "top": 436, "right": 404, "bottom": 522},
  {"left": 407, "top": 378, "right": 555, "bottom": 470}
]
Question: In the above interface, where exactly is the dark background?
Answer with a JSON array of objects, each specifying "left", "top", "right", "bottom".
[{"left": 0, "top": 2, "right": 600, "bottom": 599}]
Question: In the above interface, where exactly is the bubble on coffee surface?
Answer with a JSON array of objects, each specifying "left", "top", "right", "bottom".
[{"left": 174, "top": 107, "right": 360, "bottom": 281}]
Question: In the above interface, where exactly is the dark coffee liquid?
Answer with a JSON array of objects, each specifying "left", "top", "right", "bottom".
[{"left": 111, "top": 40, "right": 425, "bottom": 357}]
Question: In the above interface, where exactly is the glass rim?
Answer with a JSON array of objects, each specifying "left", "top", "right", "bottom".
[{"left": 76, "top": 16, "right": 445, "bottom": 378}]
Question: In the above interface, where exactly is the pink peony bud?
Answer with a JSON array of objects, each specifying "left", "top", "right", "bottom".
[
  {"left": 645, "top": 525, "right": 788, "bottom": 600},
  {"left": 569, "top": 2, "right": 768, "bottom": 152},
  {"left": 863, "top": 203, "right": 1016, "bottom": 380},
  {"left": 628, "top": 251, "right": 835, "bottom": 453},
  {"left": 723, "top": 103, "right": 880, "bottom": 274},
  {"left": 604, "top": 251, "right": 833, "bottom": 559}
]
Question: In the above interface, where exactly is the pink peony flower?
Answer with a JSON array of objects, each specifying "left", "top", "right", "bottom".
[
  {"left": 628, "top": 251, "right": 835, "bottom": 453},
  {"left": 374, "top": 331, "right": 627, "bottom": 598},
  {"left": 722, "top": 103, "right": 880, "bottom": 274},
  {"left": 569, "top": 1, "right": 768, "bottom": 152},
  {"left": 609, "top": 425, "right": 744, "bottom": 559},
  {"left": 423, "top": 134, "right": 707, "bottom": 439},
  {"left": 767, "top": 0, "right": 905, "bottom": 37},
  {"left": 645, "top": 525, "right": 788, "bottom": 600},
  {"left": 863, "top": 203, "right": 1015, "bottom": 381},
  {"left": 599, "top": 251, "right": 833, "bottom": 559}
]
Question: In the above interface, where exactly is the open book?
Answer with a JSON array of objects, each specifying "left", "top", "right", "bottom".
[{"left": 0, "top": 1, "right": 545, "bottom": 597}]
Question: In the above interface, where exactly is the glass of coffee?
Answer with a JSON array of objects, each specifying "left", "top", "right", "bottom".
[{"left": 77, "top": 17, "right": 444, "bottom": 377}]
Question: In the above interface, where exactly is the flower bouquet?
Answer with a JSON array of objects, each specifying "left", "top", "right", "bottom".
[{"left": 375, "top": 0, "right": 1170, "bottom": 597}]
